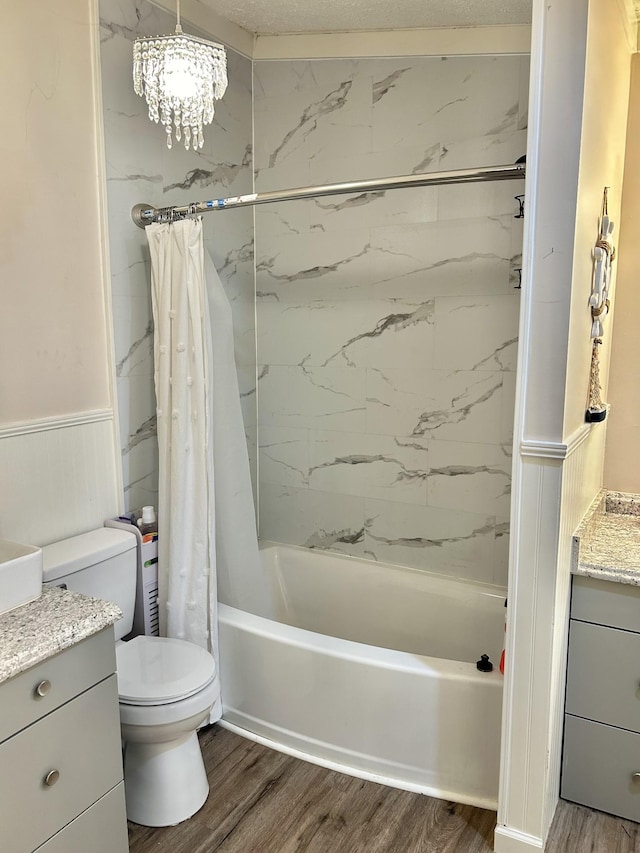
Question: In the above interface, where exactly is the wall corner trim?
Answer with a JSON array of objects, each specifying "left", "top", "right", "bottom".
[
  {"left": 146, "top": 5, "right": 530, "bottom": 60},
  {"left": 0, "top": 409, "right": 114, "bottom": 440},
  {"left": 520, "top": 423, "right": 592, "bottom": 459},
  {"left": 253, "top": 25, "right": 531, "bottom": 61},
  {"left": 494, "top": 825, "right": 545, "bottom": 853}
]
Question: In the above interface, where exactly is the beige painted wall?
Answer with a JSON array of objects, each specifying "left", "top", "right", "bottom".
[
  {"left": 1, "top": 0, "right": 112, "bottom": 424},
  {"left": 0, "top": 0, "right": 121, "bottom": 544},
  {"left": 563, "top": 0, "right": 632, "bottom": 440},
  {"left": 605, "top": 54, "right": 640, "bottom": 493}
]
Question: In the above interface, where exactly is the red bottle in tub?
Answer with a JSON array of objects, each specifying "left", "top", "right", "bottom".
[{"left": 500, "top": 598, "right": 507, "bottom": 675}]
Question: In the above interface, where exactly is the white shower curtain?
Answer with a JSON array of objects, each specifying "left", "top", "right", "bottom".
[{"left": 146, "top": 218, "right": 265, "bottom": 723}]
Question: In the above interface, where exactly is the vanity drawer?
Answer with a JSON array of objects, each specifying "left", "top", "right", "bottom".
[
  {"left": 572, "top": 575, "right": 640, "bottom": 633},
  {"left": 562, "top": 714, "right": 640, "bottom": 822},
  {"left": 0, "top": 627, "right": 115, "bottom": 743},
  {"left": 35, "top": 783, "right": 128, "bottom": 853},
  {"left": 0, "top": 675, "right": 123, "bottom": 853},
  {"left": 566, "top": 619, "right": 640, "bottom": 732}
]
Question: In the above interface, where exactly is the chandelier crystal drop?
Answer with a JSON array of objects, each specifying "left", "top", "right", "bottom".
[{"left": 133, "top": 3, "right": 227, "bottom": 151}]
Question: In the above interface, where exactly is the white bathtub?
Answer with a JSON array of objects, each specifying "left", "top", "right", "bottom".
[{"left": 218, "top": 542, "right": 505, "bottom": 809}]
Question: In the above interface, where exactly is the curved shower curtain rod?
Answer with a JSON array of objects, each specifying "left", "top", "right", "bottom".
[{"left": 131, "top": 160, "right": 526, "bottom": 228}]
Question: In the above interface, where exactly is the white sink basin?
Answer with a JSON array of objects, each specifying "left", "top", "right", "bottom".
[{"left": 0, "top": 540, "right": 43, "bottom": 616}]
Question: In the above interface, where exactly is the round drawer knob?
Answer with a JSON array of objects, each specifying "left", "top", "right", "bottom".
[
  {"left": 632, "top": 773, "right": 640, "bottom": 783},
  {"left": 35, "top": 680, "right": 51, "bottom": 698},
  {"left": 44, "top": 770, "right": 60, "bottom": 787}
]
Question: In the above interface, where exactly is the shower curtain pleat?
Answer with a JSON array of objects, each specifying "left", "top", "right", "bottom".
[
  {"left": 146, "top": 218, "right": 267, "bottom": 722},
  {"left": 147, "top": 218, "right": 221, "bottom": 721}
]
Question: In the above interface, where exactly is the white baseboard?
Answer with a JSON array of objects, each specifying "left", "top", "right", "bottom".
[{"left": 494, "top": 826, "right": 544, "bottom": 852}]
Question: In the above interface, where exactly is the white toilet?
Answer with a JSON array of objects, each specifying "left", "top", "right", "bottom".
[{"left": 42, "top": 527, "right": 217, "bottom": 827}]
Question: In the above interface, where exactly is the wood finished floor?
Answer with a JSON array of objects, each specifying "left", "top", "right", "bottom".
[{"left": 127, "top": 725, "right": 640, "bottom": 853}]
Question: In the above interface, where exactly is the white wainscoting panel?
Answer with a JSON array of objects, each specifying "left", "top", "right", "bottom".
[
  {"left": 495, "top": 421, "right": 606, "bottom": 853},
  {"left": 0, "top": 414, "right": 121, "bottom": 547},
  {"left": 495, "top": 453, "right": 564, "bottom": 851},
  {"left": 543, "top": 421, "right": 608, "bottom": 834}
]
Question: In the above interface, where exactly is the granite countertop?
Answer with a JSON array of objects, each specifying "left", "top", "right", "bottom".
[
  {"left": 572, "top": 490, "right": 640, "bottom": 585},
  {"left": 0, "top": 586, "right": 122, "bottom": 685}
]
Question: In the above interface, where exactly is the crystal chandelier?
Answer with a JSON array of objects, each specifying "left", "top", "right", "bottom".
[{"left": 132, "top": 0, "right": 228, "bottom": 150}]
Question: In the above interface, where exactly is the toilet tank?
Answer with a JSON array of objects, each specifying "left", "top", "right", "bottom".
[{"left": 42, "top": 528, "right": 137, "bottom": 641}]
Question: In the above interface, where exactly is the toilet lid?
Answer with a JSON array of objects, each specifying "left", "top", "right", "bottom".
[{"left": 116, "top": 636, "right": 216, "bottom": 705}]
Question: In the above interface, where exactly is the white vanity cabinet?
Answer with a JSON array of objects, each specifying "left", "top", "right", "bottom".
[
  {"left": 562, "top": 574, "right": 640, "bottom": 821},
  {"left": 0, "top": 627, "right": 129, "bottom": 853}
]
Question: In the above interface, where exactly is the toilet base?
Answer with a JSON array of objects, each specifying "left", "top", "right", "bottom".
[{"left": 123, "top": 730, "right": 209, "bottom": 826}]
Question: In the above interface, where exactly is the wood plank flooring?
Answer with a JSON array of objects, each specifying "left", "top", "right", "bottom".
[
  {"left": 127, "top": 725, "right": 640, "bottom": 853},
  {"left": 547, "top": 800, "right": 640, "bottom": 853}
]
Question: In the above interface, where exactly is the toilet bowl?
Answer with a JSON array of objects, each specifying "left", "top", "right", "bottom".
[
  {"left": 117, "top": 636, "right": 217, "bottom": 826},
  {"left": 41, "top": 528, "right": 218, "bottom": 828}
]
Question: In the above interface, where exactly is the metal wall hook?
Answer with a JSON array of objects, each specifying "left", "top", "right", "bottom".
[
  {"left": 514, "top": 195, "right": 525, "bottom": 219},
  {"left": 513, "top": 268, "right": 522, "bottom": 289}
]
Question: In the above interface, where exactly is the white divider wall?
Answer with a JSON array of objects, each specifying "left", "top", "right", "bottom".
[{"left": 496, "top": 0, "right": 633, "bottom": 849}]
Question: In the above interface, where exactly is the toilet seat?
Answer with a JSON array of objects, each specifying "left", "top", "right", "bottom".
[
  {"left": 118, "top": 675, "right": 219, "bottom": 730},
  {"left": 116, "top": 636, "right": 216, "bottom": 706}
]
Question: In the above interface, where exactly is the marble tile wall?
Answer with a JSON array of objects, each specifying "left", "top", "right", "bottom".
[
  {"left": 99, "top": 0, "right": 256, "bottom": 512},
  {"left": 254, "top": 56, "right": 528, "bottom": 586}
]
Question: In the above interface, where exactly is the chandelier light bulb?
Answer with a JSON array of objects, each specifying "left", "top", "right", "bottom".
[
  {"left": 132, "top": 3, "right": 227, "bottom": 151},
  {"left": 162, "top": 57, "right": 199, "bottom": 100}
]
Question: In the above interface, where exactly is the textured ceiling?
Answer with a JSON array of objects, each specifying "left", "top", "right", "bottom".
[{"left": 198, "top": 0, "right": 533, "bottom": 35}]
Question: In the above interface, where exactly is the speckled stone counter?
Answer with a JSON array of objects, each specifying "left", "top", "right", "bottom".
[
  {"left": 572, "top": 490, "right": 640, "bottom": 585},
  {"left": 0, "top": 586, "right": 121, "bottom": 685}
]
